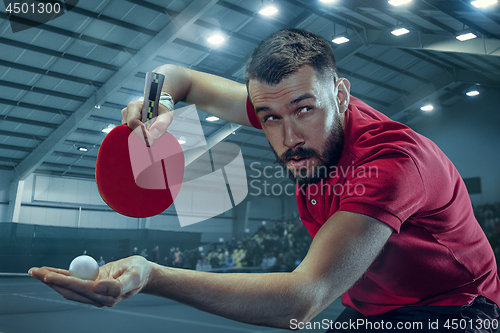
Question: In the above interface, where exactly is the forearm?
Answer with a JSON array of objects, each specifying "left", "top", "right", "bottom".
[
  {"left": 141, "top": 263, "right": 321, "bottom": 329},
  {"left": 153, "top": 64, "right": 250, "bottom": 125},
  {"left": 153, "top": 64, "right": 194, "bottom": 105}
]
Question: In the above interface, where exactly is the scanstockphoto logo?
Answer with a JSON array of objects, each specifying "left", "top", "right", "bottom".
[
  {"left": 248, "top": 161, "right": 379, "bottom": 199},
  {"left": 3, "top": 0, "right": 79, "bottom": 33},
  {"left": 128, "top": 105, "right": 248, "bottom": 227}
]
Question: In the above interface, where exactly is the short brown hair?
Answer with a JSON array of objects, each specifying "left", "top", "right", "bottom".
[{"left": 245, "top": 28, "right": 339, "bottom": 86}]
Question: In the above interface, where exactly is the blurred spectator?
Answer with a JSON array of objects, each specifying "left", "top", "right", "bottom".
[
  {"left": 228, "top": 237, "right": 238, "bottom": 253},
  {"left": 98, "top": 256, "right": 106, "bottom": 267},
  {"left": 232, "top": 244, "right": 247, "bottom": 268},
  {"left": 164, "top": 247, "right": 175, "bottom": 267},
  {"left": 196, "top": 257, "right": 212, "bottom": 272},
  {"left": 151, "top": 245, "right": 160, "bottom": 263},
  {"left": 173, "top": 248, "right": 184, "bottom": 268}
]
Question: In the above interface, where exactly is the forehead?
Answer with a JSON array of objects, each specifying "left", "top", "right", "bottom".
[{"left": 248, "top": 66, "right": 323, "bottom": 105}]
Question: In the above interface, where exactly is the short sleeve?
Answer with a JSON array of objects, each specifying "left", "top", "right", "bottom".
[
  {"left": 338, "top": 152, "right": 426, "bottom": 233},
  {"left": 246, "top": 96, "right": 262, "bottom": 129}
]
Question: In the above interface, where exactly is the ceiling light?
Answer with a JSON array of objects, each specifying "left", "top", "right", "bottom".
[
  {"left": 420, "top": 104, "right": 434, "bottom": 112},
  {"left": 388, "top": 0, "right": 412, "bottom": 6},
  {"left": 391, "top": 27, "right": 410, "bottom": 36},
  {"left": 178, "top": 136, "right": 186, "bottom": 145},
  {"left": 102, "top": 124, "right": 115, "bottom": 133},
  {"left": 471, "top": 0, "right": 498, "bottom": 7},
  {"left": 207, "top": 33, "right": 225, "bottom": 45},
  {"left": 319, "top": 0, "right": 336, "bottom": 3},
  {"left": 456, "top": 28, "right": 477, "bottom": 41},
  {"left": 78, "top": 147, "right": 88, "bottom": 152},
  {"left": 259, "top": 4, "right": 278, "bottom": 16},
  {"left": 456, "top": 32, "right": 477, "bottom": 41},
  {"left": 466, "top": 90, "right": 480, "bottom": 97},
  {"left": 332, "top": 35, "right": 349, "bottom": 44},
  {"left": 206, "top": 116, "right": 219, "bottom": 122}
]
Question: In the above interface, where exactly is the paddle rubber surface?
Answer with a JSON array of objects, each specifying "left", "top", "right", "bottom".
[{"left": 95, "top": 124, "right": 184, "bottom": 218}]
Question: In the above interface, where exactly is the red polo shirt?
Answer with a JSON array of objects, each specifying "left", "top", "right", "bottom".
[{"left": 247, "top": 96, "right": 500, "bottom": 316}]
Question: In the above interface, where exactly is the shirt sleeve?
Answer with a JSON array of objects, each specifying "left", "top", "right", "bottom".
[
  {"left": 246, "top": 96, "right": 262, "bottom": 129},
  {"left": 338, "top": 151, "right": 426, "bottom": 233}
]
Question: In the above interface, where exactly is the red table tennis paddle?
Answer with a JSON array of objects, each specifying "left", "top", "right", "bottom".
[{"left": 95, "top": 72, "right": 185, "bottom": 218}]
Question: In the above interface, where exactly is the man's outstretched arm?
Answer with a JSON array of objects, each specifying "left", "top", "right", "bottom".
[
  {"left": 29, "top": 211, "right": 392, "bottom": 329},
  {"left": 154, "top": 64, "right": 251, "bottom": 126},
  {"left": 121, "top": 65, "right": 251, "bottom": 142}
]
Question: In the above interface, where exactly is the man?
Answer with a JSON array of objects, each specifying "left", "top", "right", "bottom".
[{"left": 29, "top": 29, "right": 499, "bottom": 332}]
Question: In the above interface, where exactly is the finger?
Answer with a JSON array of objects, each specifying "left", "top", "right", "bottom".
[
  {"left": 41, "top": 267, "right": 71, "bottom": 276},
  {"left": 130, "top": 123, "right": 154, "bottom": 147},
  {"left": 44, "top": 274, "right": 120, "bottom": 307},
  {"left": 50, "top": 283, "right": 119, "bottom": 307},
  {"left": 28, "top": 267, "right": 69, "bottom": 282},
  {"left": 115, "top": 267, "right": 143, "bottom": 296},
  {"left": 125, "top": 100, "right": 143, "bottom": 130},
  {"left": 94, "top": 271, "right": 138, "bottom": 298},
  {"left": 48, "top": 284, "right": 103, "bottom": 307},
  {"left": 28, "top": 267, "right": 45, "bottom": 281},
  {"left": 121, "top": 107, "right": 128, "bottom": 124},
  {"left": 96, "top": 261, "right": 146, "bottom": 298},
  {"left": 44, "top": 271, "right": 90, "bottom": 289},
  {"left": 149, "top": 106, "right": 173, "bottom": 141}
]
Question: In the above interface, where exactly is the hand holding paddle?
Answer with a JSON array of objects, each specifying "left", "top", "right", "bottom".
[{"left": 95, "top": 72, "right": 184, "bottom": 218}]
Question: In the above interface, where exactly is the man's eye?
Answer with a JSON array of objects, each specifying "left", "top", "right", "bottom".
[
  {"left": 298, "top": 106, "right": 312, "bottom": 114},
  {"left": 264, "top": 115, "right": 279, "bottom": 122}
]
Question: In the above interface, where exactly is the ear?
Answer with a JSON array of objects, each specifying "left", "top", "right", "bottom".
[{"left": 336, "top": 78, "right": 351, "bottom": 114}]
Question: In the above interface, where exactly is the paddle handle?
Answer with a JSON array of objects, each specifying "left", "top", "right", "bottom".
[{"left": 141, "top": 72, "right": 165, "bottom": 129}]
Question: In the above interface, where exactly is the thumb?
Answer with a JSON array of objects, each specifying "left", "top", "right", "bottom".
[
  {"left": 149, "top": 106, "right": 173, "bottom": 141},
  {"left": 94, "top": 267, "right": 144, "bottom": 298}
]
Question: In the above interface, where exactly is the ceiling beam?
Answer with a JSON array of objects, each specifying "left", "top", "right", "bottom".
[
  {"left": 0, "top": 59, "right": 104, "bottom": 87},
  {"left": 2, "top": 115, "right": 59, "bottom": 129},
  {"left": 0, "top": 129, "right": 46, "bottom": 141},
  {"left": 216, "top": 0, "right": 287, "bottom": 29},
  {"left": 0, "top": 12, "right": 138, "bottom": 54},
  {"left": 383, "top": 71, "right": 455, "bottom": 120},
  {"left": 359, "top": 29, "right": 500, "bottom": 57},
  {"left": 353, "top": 53, "right": 430, "bottom": 84},
  {"left": 0, "top": 36, "right": 119, "bottom": 71},
  {"left": 421, "top": 0, "right": 500, "bottom": 40},
  {"left": 12, "top": 0, "right": 219, "bottom": 182},
  {"left": 63, "top": 2, "right": 158, "bottom": 36},
  {"left": 172, "top": 38, "right": 246, "bottom": 62},
  {"left": 286, "top": 0, "right": 377, "bottom": 30},
  {"left": 460, "top": 0, "right": 500, "bottom": 27},
  {"left": 399, "top": 49, "right": 462, "bottom": 71},
  {"left": 0, "top": 97, "right": 73, "bottom": 116},
  {"left": 384, "top": 68, "right": 500, "bottom": 122},
  {"left": 339, "top": 67, "right": 408, "bottom": 95},
  {"left": 453, "top": 69, "right": 500, "bottom": 88},
  {"left": 0, "top": 79, "right": 88, "bottom": 102}
]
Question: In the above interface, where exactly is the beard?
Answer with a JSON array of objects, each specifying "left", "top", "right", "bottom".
[{"left": 270, "top": 118, "right": 344, "bottom": 186}]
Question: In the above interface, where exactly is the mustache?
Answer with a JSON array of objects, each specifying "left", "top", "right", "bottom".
[{"left": 274, "top": 146, "right": 323, "bottom": 165}]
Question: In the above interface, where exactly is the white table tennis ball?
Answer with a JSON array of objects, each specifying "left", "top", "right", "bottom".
[{"left": 69, "top": 255, "right": 99, "bottom": 281}]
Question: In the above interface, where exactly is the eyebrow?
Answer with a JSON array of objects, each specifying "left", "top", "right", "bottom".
[
  {"left": 254, "top": 93, "right": 316, "bottom": 114},
  {"left": 290, "top": 93, "right": 315, "bottom": 105},
  {"left": 255, "top": 106, "right": 270, "bottom": 114}
]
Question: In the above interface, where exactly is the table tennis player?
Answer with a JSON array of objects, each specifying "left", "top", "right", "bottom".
[{"left": 30, "top": 28, "right": 500, "bottom": 332}]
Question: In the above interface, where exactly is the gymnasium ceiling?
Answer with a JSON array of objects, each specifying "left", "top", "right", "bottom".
[{"left": 0, "top": 0, "right": 499, "bottom": 183}]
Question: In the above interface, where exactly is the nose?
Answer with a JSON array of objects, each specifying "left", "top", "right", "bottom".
[{"left": 283, "top": 119, "right": 304, "bottom": 149}]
